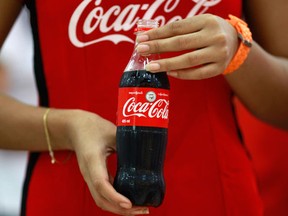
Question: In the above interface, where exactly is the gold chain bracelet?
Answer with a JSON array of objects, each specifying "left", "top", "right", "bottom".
[{"left": 43, "top": 108, "right": 56, "bottom": 164}]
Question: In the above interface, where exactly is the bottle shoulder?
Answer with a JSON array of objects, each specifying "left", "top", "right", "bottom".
[{"left": 120, "top": 70, "right": 170, "bottom": 89}]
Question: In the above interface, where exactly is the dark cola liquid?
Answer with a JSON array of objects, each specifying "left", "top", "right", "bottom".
[{"left": 114, "top": 70, "right": 170, "bottom": 207}]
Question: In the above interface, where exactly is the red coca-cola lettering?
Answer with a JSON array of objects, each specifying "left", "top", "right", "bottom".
[{"left": 117, "top": 87, "right": 169, "bottom": 128}]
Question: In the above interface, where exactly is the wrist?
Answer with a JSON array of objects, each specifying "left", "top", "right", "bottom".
[
  {"left": 47, "top": 109, "right": 82, "bottom": 151},
  {"left": 48, "top": 108, "right": 116, "bottom": 156},
  {"left": 223, "top": 15, "right": 253, "bottom": 75}
]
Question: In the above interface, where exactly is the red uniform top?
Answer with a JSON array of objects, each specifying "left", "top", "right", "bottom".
[
  {"left": 22, "top": 0, "right": 263, "bottom": 215},
  {"left": 236, "top": 100, "right": 288, "bottom": 216}
]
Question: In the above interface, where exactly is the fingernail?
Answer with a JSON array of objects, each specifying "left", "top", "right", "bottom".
[
  {"left": 132, "top": 208, "right": 150, "bottom": 215},
  {"left": 146, "top": 62, "right": 160, "bottom": 72},
  {"left": 119, "top": 202, "right": 131, "bottom": 209},
  {"left": 136, "top": 44, "right": 150, "bottom": 53},
  {"left": 143, "top": 208, "right": 149, "bottom": 214},
  {"left": 136, "top": 34, "right": 149, "bottom": 42}
]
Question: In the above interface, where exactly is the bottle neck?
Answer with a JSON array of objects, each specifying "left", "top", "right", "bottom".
[{"left": 124, "top": 32, "right": 160, "bottom": 72}]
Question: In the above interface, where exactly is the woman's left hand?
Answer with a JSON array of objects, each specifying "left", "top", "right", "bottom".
[{"left": 136, "top": 14, "right": 238, "bottom": 80}]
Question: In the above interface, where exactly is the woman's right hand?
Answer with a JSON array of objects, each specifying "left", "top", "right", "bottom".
[{"left": 53, "top": 109, "right": 149, "bottom": 215}]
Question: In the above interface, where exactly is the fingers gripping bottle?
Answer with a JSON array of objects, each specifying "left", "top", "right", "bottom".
[{"left": 114, "top": 19, "right": 170, "bottom": 207}]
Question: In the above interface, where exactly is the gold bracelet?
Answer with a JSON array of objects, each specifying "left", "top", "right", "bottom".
[{"left": 43, "top": 108, "right": 56, "bottom": 164}]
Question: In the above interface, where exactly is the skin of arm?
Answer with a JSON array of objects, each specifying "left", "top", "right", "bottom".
[
  {"left": 0, "top": 0, "right": 22, "bottom": 48},
  {"left": 226, "top": 0, "right": 288, "bottom": 129},
  {"left": 0, "top": 1, "right": 84, "bottom": 152}
]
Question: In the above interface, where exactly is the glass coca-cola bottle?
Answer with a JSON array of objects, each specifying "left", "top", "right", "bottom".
[{"left": 114, "top": 19, "right": 170, "bottom": 207}]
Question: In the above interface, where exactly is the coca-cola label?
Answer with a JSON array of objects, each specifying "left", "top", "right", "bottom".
[{"left": 117, "top": 87, "right": 169, "bottom": 128}]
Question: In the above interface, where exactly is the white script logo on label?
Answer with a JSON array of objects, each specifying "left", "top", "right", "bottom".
[{"left": 122, "top": 97, "right": 169, "bottom": 119}]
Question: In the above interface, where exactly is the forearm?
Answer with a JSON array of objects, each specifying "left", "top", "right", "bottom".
[
  {"left": 225, "top": 42, "right": 288, "bottom": 129},
  {"left": 0, "top": 93, "right": 73, "bottom": 151}
]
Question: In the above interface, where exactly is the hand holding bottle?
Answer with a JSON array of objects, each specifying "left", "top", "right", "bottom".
[
  {"left": 62, "top": 110, "right": 149, "bottom": 215},
  {"left": 136, "top": 14, "right": 239, "bottom": 79}
]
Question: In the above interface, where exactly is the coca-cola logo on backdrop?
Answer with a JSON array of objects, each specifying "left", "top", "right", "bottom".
[{"left": 68, "top": 0, "right": 222, "bottom": 47}]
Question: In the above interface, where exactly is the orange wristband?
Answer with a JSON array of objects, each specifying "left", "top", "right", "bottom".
[{"left": 223, "top": 15, "right": 252, "bottom": 75}]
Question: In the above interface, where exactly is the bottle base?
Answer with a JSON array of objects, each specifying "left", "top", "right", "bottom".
[{"left": 114, "top": 168, "right": 165, "bottom": 207}]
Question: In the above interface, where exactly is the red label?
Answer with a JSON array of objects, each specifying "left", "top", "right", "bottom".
[{"left": 117, "top": 87, "right": 169, "bottom": 128}]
